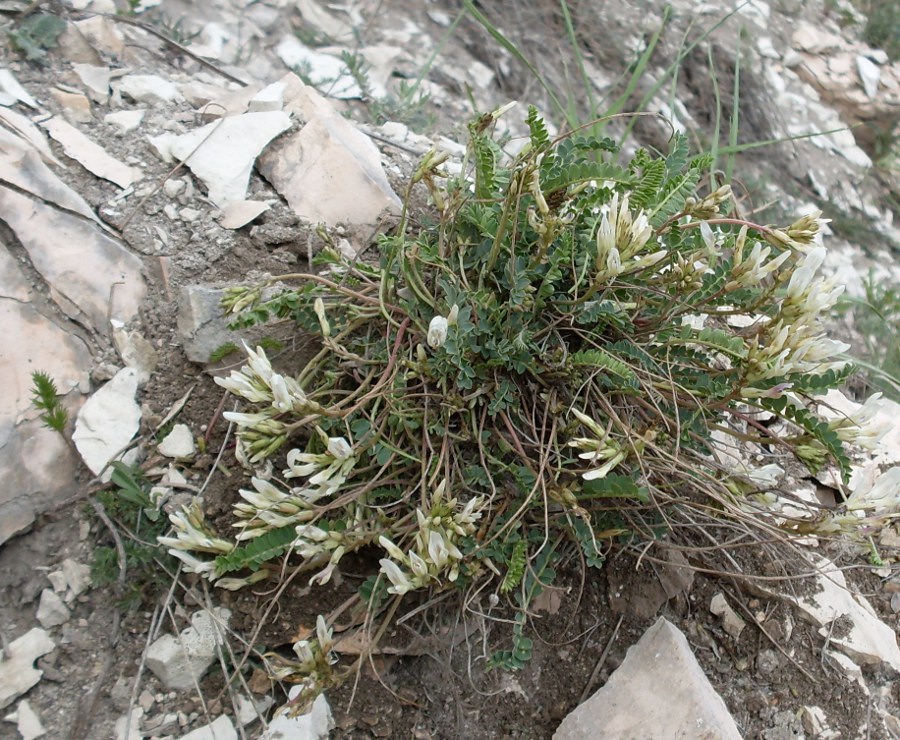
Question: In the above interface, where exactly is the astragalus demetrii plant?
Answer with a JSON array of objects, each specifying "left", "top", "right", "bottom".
[{"left": 160, "top": 104, "right": 894, "bottom": 703}]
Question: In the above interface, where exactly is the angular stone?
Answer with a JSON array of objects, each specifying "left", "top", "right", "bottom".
[
  {"left": 553, "top": 618, "right": 741, "bottom": 739},
  {"left": 248, "top": 81, "right": 286, "bottom": 113},
  {"left": 145, "top": 609, "right": 231, "bottom": 691},
  {"left": 73, "top": 368, "right": 141, "bottom": 476},
  {"left": 111, "top": 319, "right": 158, "bottom": 384},
  {"left": 750, "top": 554, "right": 900, "bottom": 671},
  {"left": 177, "top": 285, "right": 245, "bottom": 363},
  {"left": 36, "top": 589, "right": 70, "bottom": 628},
  {"left": 72, "top": 64, "right": 110, "bottom": 104},
  {"left": 104, "top": 110, "right": 145, "bottom": 134},
  {"left": 0, "top": 108, "right": 62, "bottom": 167},
  {"left": 262, "top": 692, "right": 334, "bottom": 740},
  {"left": 3, "top": 699, "right": 46, "bottom": 740},
  {"left": 180, "top": 715, "right": 237, "bottom": 740},
  {"left": 148, "top": 111, "right": 291, "bottom": 207},
  {"left": 857, "top": 55, "right": 881, "bottom": 99},
  {"left": 274, "top": 37, "right": 361, "bottom": 98},
  {"left": 219, "top": 200, "right": 270, "bottom": 229},
  {"left": 0, "top": 628, "right": 55, "bottom": 710},
  {"left": 158, "top": 424, "right": 195, "bottom": 459},
  {"left": 117, "top": 74, "right": 181, "bottom": 104},
  {"left": 258, "top": 73, "right": 401, "bottom": 245},
  {"left": 39, "top": 116, "right": 140, "bottom": 189},
  {"left": 0, "top": 130, "right": 145, "bottom": 331},
  {"left": 0, "top": 69, "right": 39, "bottom": 109},
  {"left": 0, "top": 246, "right": 89, "bottom": 544},
  {"left": 48, "top": 88, "right": 93, "bottom": 124}
]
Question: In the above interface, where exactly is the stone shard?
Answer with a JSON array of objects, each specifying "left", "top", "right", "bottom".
[
  {"left": 177, "top": 284, "right": 244, "bottom": 363},
  {"left": 145, "top": 608, "right": 231, "bottom": 692},
  {"left": 39, "top": 116, "right": 140, "bottom": 189},
  {"left": 553, "top": 618, "right": 741, "bottom": 739},
  {"left": 4, "top": 699, "right": 46, "bottom": 740},
  {"left": 72, "top": 63, "right": 110, "bottom": 103},
  {"left": 0, "top": 129, "right": 145, "bottom": 331},
  {"left": 36, "top": 589, "right": 71, "bottom": 629},
  {"left": 0, "top": 628, "right": 56, "bottom": 710},
  {"left": 262, "top": 692, "right": 334, "bottom": 740},
  {"left": 257, "top": 73, "right": 401, "bottom": 245},
  {"left": 117, "top": 74, "right": 181, "bottom": 104},
  {"left": 148, "top": 111, "right": 291, "bottom": 207},
  {"left": 0, "top": 244, "right": 89, "bottom": 545},
  {"left": 0, "top": 69, "right": 38, "bottom": 108},
  {"left": 179, "top": 715, "right": 237, "bottom": 740},
  {"left": 73, "top": 368, "right": 142, "bottom": 476},
  {"left": 749, "top": 553, "right": 900, "bottom": 671},
  {"left": 219, "top": 200, "right": 270, "bottom": 229},
  {"left": 157, "top": 423, "right": 196, "bottom": 459}
]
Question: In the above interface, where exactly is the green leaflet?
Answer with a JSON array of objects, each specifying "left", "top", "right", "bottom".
[
  {"left": 761, "top": 397, "right": 853, "bottom": 482},
  {"left": 581, "top": 474, "right": 650, "bottom": 502},
  {"left": 542, "top": 160, "right": 634, "bottom": 193},
  {"left": 569, "top": 348, "right": 638, "bottom": 386},
  {"left": 500, "top": 540, "right": 527, "bottom": 593},
  {"left": 213, "top": 526, "right": 297, "bottom": 576},
  {"left": 526, "top": 104, "right": 552, "bottom": 152},
  {"left": 675, "top": 326, "right": 747, "bottom": 359}
]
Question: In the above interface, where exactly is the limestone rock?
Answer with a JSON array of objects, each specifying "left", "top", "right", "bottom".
[
  {"left": 48, "top": 88, "right": 93, "bottom": 124},
  {"left": 36, "top": 589, "right": 70, "bottom": 629},
  {"left": 117, "top": 74, "right": 181, "bottom": 104},
  {"left": 3, "top": 700, "right": 46, "bottom": 740},
  {"left": 257, "top": 73, "right": 401, "bottom": 245},
  {"left": 179, "top": 715, "right": 237, "bottom": 740},
  {"left": 177, "top": 285, "right": 245, "bottom": 363},
  {"left": 104, "top": 110, "right": 145, "bottom": 134},
  {"left": 553, "top": 618, "right": 741, "bottom": 739},
  {"left": 72, "top": 64, "right": 110, "bottom": 104},
  {"left": 262, "top": 692, "right": 334, "bottom": 740},
  {"left": 40, "top": 116, "right": 140, "bottom": 189},
  {"left": 73, "top": 368, "right": 142, "bottom": 477},
  {"left": 750, "top": 554, "right": 900, "bottom": 671},
  {"left": 148, "top": 111, "right": 291, "bottom": 207},
  {"left": 145, "top": 608, "right": 231, "bottom": 691},
  {"left": 158, "top": 424, "right": 196, "bottom": 459},
  {"left": 0, "top": 628, "right": 56, "bottom": 710},
  {"left": 219, "top": 200, "right": 270, "bottom": 229}
]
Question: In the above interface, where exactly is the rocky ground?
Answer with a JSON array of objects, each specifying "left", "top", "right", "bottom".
[{"left": 1, "top": 0, "right": 900, "bottom": 738}]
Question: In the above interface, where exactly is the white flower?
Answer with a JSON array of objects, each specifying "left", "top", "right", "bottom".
[
  {"left": 380, "top": 558, "right": 414, "bottom": 594},
  {"left": 427, "top": 315, "right": 449, "bottom": 348},
  {"left": 845, "top": 467, "right": 900, "bottom": 513},
  {"left": 314, "top": 297, "right": 330, "bottom": 338},
  {"left": 786, "top": 247, "right": 826, "bottom": 300}
]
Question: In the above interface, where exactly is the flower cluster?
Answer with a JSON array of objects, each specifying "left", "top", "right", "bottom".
[
  {"left": 742, "top": 246, "right": 849, "bottom": 390},
  {"left": 267, "top": 615, "right": 338, "bottom": 715},
  {"left": 378, "top": 480, "right": 484, "bottom": 595},
  {"left": 568, "top": 409, "right": 625, "bottom": 480},
  {"left": 157, "top": 502, "right": 232, "bottom": 577},
  {"left": 594, "top": 192, "right": 666, "bottom": 281},
  {"left": 215, "top": 344, "right": 321, "bottom": 464}
]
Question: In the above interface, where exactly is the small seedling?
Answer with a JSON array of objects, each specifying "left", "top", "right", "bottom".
[{"left": 30, "top": 371, "right": 69, "bottom": 434}]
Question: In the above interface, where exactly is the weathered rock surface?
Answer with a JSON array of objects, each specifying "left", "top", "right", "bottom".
[
  {"left": 145, "top": 608, "right": 231, "bottom": 691},
  {"left": 0, "top": 629, "right": 55, "bottom": 710},
  {"left": 257, "top": 73, "right": 402, "bottom": 244},
  {"left": 553, "top": 618, "right": 741, "bottom": 739}
]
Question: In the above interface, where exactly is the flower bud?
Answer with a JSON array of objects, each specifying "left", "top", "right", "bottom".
[{"left": 427, "top": 315, "right": 449, "bottom": 348}]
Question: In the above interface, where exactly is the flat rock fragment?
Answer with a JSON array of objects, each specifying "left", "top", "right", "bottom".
[
  {"left": 145, "top": 608, "right": 231, "bottom": 691},
  {"left": 0, "top": 628, "right": 56, "bottom": 710},
  {"left": 36, "top": 589, "right": 70, "bottom": 628},
  {"left": 48, "top": 88, "right": 93, "bottom": 124},
  {"left": 3, "top": 699, "right": 46, "bottom": 740},
  {"left": 0, "top": 248, "right": 89, "bottom": 544},
  {"left": 219, "top": 200, "right": 269, "bottom": 229},
  {"left": 39, "top": 116, "right": 140, "bottom": 188},
  {"left": 117, "top": 74, "right": 181, "bottom": 104},
  {"left": 0, "top": 69, "right": 38, "bottom": 108},
  {"left": 72, "top": 368, "right": 141, "bottom": 476},
  {"left": 0, "top": 107, "right": 62, "bottom": 166},
  {"left": 257, "top": 73, "right": 401, "bottom": 244},
  {"left": 104, "top": 109, "right": 145, "bottom": 134},
  {"left": 72, "top": 63, "right": 111, "bottom": 103},
  {"left": 158, "top": 423, "right": 195, "bottom": 459},
  {"left": 262, "top": 692, "right": 334, "bottom": 740},
  {"left": 180, "top": 715, "right": 237, "bottom": 740},
  {"left": 149, "top": 111, "right": 291, "bottom": 206},
  {"left": 749, "top": 554, "right": 900, "bottom": 671},
  {"left": 553, "top": 617, "right": 741, "bottom": 739}
]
